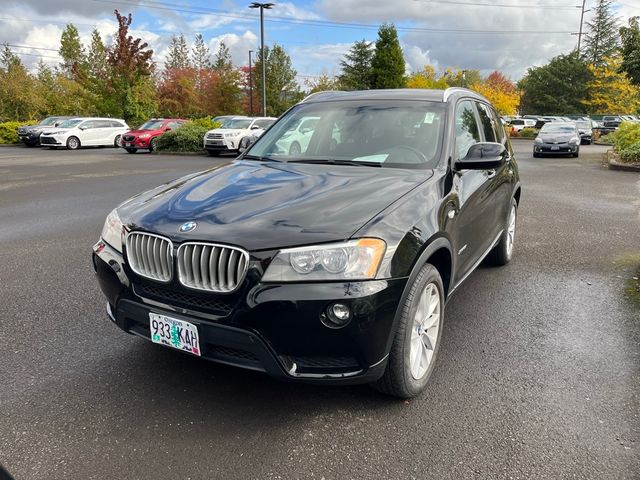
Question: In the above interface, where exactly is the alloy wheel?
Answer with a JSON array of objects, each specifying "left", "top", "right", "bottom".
[
  {"left": 506, "top": 205, "right": 516, "bottom": 256},
  {"left": 409, "top": 282, "right": 441, "bottom": 380}
]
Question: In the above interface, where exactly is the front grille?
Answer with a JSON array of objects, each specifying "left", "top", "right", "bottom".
[
  {"left": 134, "top": 283, "right": 234, "bottom": 315},
  {"left": 206, "top": 133, "right": 224, "bottom": 139},
  {"left": 209, "top": 345, "right": 259, "bottom": 362},
  {"left": 122, "top": 134, "right": 135, "bottom": 141},
  {"left": 125, "top": 232, "right": 173, "bottom": 282},
  {"left": 293, "top": 356, "right": 360, "bottom": 369},
  {"left": 40, "top": 137, "right": 57, "bottom": 144},
  {"left": 177, "top": 242, "right": 249, "bottom": 293}
]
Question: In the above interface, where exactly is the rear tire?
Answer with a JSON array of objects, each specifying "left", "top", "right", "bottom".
[
  {"left": 114, "top": 135, "right": 122, "bottom": 147},
  {"left": 372, "top": 263, "right": 444, "bottom": 399},
  {"left": 66, "top": 136, "right": 80, "bottom": 150},
  {"left": 488, "top": 199, "right": 517, "bottom": 266},
  {"left": 125, "top": 148, "right": 137, "bottom": 154}
]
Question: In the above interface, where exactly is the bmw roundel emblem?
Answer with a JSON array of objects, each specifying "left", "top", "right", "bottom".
[{"left": 179, "top": 221, "right": 197, "bottom": 233}]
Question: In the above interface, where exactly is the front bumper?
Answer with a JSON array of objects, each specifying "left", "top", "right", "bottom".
[
  {"left": 93, "top": 241, "right": 404, "bottom": 384},
  {"left": 19, "top": 133, "right": 41, "bottom": 145},
  {"left": 534, "top": 142, "right": 578, "bottom": 154},
  {"left": 40, "top": 136, "right": 63, "bottom": 146},
  {"left": 122, "top": 136, "right": 153, "bottom": 149},
  {"left": 204, "top": 138, "right": 237, "bottom": 151}
]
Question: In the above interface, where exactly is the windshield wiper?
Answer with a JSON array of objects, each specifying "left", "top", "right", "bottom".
[
  {"left": 287, "top": 159, "right": 381, "bottom": 167},
  {"left": 241, "top": 154, "right": 282, "bottom": 163}
]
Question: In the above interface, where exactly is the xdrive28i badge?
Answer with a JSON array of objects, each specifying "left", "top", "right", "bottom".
[{"left": 179, "top": 221, "right": 197, "bottom": 233}]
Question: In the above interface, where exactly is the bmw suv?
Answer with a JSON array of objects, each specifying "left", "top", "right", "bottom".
[{"left": 93, "top": 88, "right": 521, "bottom": 398}]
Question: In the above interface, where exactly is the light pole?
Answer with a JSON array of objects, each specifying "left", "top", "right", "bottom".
[
  {"left": 248, "top": 50, "right": 254, "bottom": 116},
  {"left": 249, "top": 2, "right": 274, "bottom": 117},
  {"left": 576, "top": 0, "right": 591, "bottom": 57}
]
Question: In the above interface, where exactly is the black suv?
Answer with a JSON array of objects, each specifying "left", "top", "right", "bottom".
[
  {"left": 93, "top": 88, "right": 521, "bottom": 398},
  {"left": 18, "top": 116, "right": 73, "bottom": 146}
]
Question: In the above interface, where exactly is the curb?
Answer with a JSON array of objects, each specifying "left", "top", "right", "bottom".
[
  {"left": 0, "top": 143, "right": 21, "bottom": 147},
  {"left": 608, "top": 159, "right": 640, "bottom": 172},
  {"left": 153, "top": 151, "right": 208, "bottom": 157}
]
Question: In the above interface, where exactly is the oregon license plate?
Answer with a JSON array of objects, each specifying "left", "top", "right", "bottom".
[
  {"left": 550, "top": 146, "right": 560, "bottom": 151},
  {"left": 125, "top": 142, "right": 131, "bottom": 147},
  {"left": 149, "top": 313, "right": 201, "bottom": 356}
]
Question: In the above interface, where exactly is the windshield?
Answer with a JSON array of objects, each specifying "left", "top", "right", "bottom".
[
  {"left": 57, "top": 119, "right": 83, "bottom": 129},
  {"left": 221, "top": 118, "right": 252, "bottom": 129},
  {"left": 575, "top": 121, "right": 591, "bottom": 129},
  {"left": 541, "top": 124, "right": 575, "bottom": 133},
  {"left": 40, "top": 117, "right": 60, "bottom": 126},
  {"left": 139, "top": 120, "right": 165, "bottom": 130},
  {"left": 246, "top": 100, "right": 446, "bottom": 169}
]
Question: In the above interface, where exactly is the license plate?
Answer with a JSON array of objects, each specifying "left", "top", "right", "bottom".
[
  {"left": 149, "top": 313, "right": 201, "bottom": 356},
  {"left": 125, "top": 142, "right": 131, "bottom": 147},
  {"left": 550, "top": 146, "right": 560, "bottom": 151}
]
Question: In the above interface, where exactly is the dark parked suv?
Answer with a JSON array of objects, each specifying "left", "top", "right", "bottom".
[
  {"left": 121, "top": 118, "right": 186, "bottom": 153},
  {"left": 93, "top": 88, "right": 521, "bottom": 398},
  {"left": 18, "top": 116, "right": 72, "bottom": 146}
]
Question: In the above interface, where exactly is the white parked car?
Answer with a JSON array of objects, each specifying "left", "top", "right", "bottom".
[
  {"left": 204, "top": 116, "right": 276, "bottom": 156},
  {"left": 274, "top": 116, "right": 319, "bottom": 155},
  {"left": 508, "top": 118, "right": 536, "bottom": 132},
  {"left": 40, "top": 117, "right": 129, "bottom": 150}
]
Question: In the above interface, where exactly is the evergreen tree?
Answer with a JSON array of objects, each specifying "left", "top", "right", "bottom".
[
  {"left": 370, "top": 24, "right": 406, "bottom": 89},
  {"left": 583, "top": 0, "right": 619, "bottom": 66},
  {"left": 518, "top": 52, "right": 592, "bottom": 114},
  {"left": 192, "top": 33, "right": 211, "bottom": 70},
  {"left": 254, "top": 44, "right": 302, "bottom": 116},
  {"left": 88, "top": 29, "right": 108, "bottom": 80},
  {"left": 338, "top": 39, "right": 373, "bottom": 90},
  {"left": 213, "top": 42, "right": 232, "bottom": 71},
  {"left": 165, "top": 34, "right": 191, "bottom": 70},
  {"left": 59, "top": 24, "right": 85, "bottom": 77},
  {"left": 620, "top": 16, "right": 640, "bottom": 85}
]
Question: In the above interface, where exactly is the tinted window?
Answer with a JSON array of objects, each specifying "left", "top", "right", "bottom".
[
  {"left": 140, "top": 120, "right": 165, "bottom": 130},
  {"left": 107, "top": 120, "right": 123, "bottom": 128},
  {"left": 59, "top": 119, "right": 83, "bottom": 128},
  {"left": 490, "top": 107, "right": 506, "bottom": 143},
  {"left": 454, "top": 100, "right": 480, "bottom": 159},
  {"left": 476, "top": 103, "right": 497, "bottom": 143},
  {"left": 223, "top": 118, "right": 252, "bottom": 129},
  {"left": 96, "top": 120, "right": 113, "bottom": 128},
  {"left": 248, "top": 100, "right": 446, "bottom": 169},
  {"left": 254, "top": 119, "right": 275, "bottom": 129},
  {"left": 80, "top": 120, "right": 99, "bottom": 129}
]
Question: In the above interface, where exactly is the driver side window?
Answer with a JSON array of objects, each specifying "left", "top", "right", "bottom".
[{"left": 454, "top": 100, "right": 480, "bottom": 160}]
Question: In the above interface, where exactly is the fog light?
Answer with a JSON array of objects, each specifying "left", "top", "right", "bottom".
[{"left": 321, "top": 303, "right": 352, "bottom": 328}]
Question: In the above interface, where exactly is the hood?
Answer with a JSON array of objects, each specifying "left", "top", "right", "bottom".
[
  {"left": 212, "top": 128, "right": 246, "bottom": 135},
  {"left": 118, "top": 160, "right": 432, "bottom": 250},
  {"left": 538, "top": 133, "right": 575, "bottom": 143},
  {"left": 41, "top": 127, "right": 71, "bottom": 135},
  {"left": 125, "top": 129, "right": 160, "bottom": 136}
]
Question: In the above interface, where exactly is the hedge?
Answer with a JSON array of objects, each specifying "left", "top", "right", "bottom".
[
  {"left": 602, "top": 122, "right": 640, "bottom": 164},
  {"left": 155, "top": 118, "right": 221, "bottom": 153},
  {"left": 0, "top": 120, "right": 37, "bottom": 144}
]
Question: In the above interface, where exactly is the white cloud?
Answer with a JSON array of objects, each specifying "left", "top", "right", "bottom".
[{"left": 209, "top": 30, "right": 259, "bottom": 67}]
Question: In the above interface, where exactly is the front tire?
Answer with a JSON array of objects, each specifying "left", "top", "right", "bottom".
[
  {"left": 149, "top": 137, "right": 158, "bottom": 152},
  {"left": 66, "top": 136, "right": 80, "bottom": 150},
  {"left": 489, "top": 199, "right": 517, "bottom": 266},
  {"left": 125, "top": 148, "right": 137, "bottom": 154},
  {"left": 533, "top": 151, "right": 540, "bottom": 158},
  {"left": 373, "top": 263, "right": 444, "bottom": 398},
  {"left": 289, "top": 141, "right": 301, "bottom": 155}
]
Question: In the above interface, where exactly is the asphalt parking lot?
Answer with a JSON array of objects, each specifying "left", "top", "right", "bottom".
[{"left": 1, "top": 142, "right": 638, "bottom": 479}]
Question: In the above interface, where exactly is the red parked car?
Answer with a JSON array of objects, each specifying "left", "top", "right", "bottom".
[{"left": 121, "top": 118, "right": 187, "bottom": 153}]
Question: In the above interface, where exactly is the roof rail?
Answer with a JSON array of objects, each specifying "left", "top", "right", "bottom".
[
  {"left": 300, "top": 90, "right": 346, "bottom": 103},
  {"left": 442, "top": 87, "right": 485, "bottom": 102}
]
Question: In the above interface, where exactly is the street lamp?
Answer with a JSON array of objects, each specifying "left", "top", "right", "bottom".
[
  {"left": 248, "top": 50, "right": 254, "bottom": 116},
  {"left": 249, "top": 2, "right": 274, "bottom": 117}
]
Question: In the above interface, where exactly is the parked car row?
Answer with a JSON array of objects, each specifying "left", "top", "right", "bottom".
[
  {"left": 203, "top": 116, "right": 276, "bottom": 156},
  {"left": 18, "top": 116, "right": 129, "bottom": 150},
  {"left": 122, "top": 118, "right": 187, "bottom": 153}
]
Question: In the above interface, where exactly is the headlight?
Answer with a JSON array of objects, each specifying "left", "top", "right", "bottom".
[
  {"left": 139, "top": 133, "right": 151, "bottom": 139},
  {"left": 224, "top": 133, "right": 235, "bottom": 138},
  {"left": 262, "top": 238, "right": 386, "bottom": 282},
  {"left": 569, "top": 137, "right": 579, "bottom": 144},
  {"left": 534, "top": 137, "right": 542, "bottom": 143},
  {"left": 101, "top": 209, "right": 124, "bottom": 252}
]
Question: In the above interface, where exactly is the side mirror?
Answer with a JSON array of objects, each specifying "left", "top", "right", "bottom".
[
  {"left": 300, "top": 127, "right": 311, "bottom": 134},
  {"left": 454, "top": 142, "right": 506, "bottom": 171},
  {"left": 79, "top": 126, "right": 87, "bottom": 131},
  {"left": 165, "top": 127, "right": 172, "bottom": 132},
  {"left": 238, "top": 135, "right": 258, "bottom": 153},
  {"left": 250, "top": 125, "right": 260, "bottom": 130}
]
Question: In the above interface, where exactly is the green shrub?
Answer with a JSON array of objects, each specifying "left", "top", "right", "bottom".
[
  {"left": 0, "top": 120, "right": 37, "bottom": 144},
  {"left": 518, "top": 128, "right": 538, "bottom": 138},
  {"left": 619, "top": 142, "right": 640, "bottom": 164},
  {"left": 155, "top": 120, "right": 219, "bottom": 153},
  {"left": 190, "top": 117, "right": 220, "bottom": 130},
  {"left": 604, "top": 121, "right": 640, "bottom": 152}
]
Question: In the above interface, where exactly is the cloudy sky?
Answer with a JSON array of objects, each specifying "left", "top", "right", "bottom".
[{"left": 2, "top": 0, "right": 639, "bottom": 83}]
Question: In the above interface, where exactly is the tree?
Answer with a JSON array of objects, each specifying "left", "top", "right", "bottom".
[
  {"left": 518, "top": 52, "right": 592, "bottom": 114},
  {"left": 59, "top": 24, "right": 85, "bottom": 77},
  {"left": 338, "top": 39, "right": 373, "bottom": 90},
  {"left": 157, "top": 67, "right": 200, "bottom": 117},
  {"left": 254, "top": 44, "right": 302, "bottom": 116},
  {"left": 583, "top": 0, "right": 619, "bottom": 66},
  {"left": 0, "top": 45, "right": 44, "bottom": 120},
  {"left": 213, "top": 42, "right": 232, "bottom": 71},
  {"left": 106, "top": 10, "right": 156, "bottom": 123},
  {"left": 370, "top": 24, "right": 405, "bottom": 89},
  {"left": 442, "top": 68, "right": 482, "bottom": 88},
  {"left": 165, "top": 34, "right": 191, "bottom": 70},
  {"left": 470, "top": 71, "right": 520, "bottom": 115},
  {"left": 192, "top": 33, "right": 211, "bottom": 71},
  {"left": 620, "top": 16, "right": 640, "bottom": 85},
  {"left": 582, "top": 56, "right": 640, "bottom": 113},
  {"left": 305, "top": 74, "right": 340, "bottom": 94},
  {"left": 406, "top": 65, "right": 449, "bottom": 89}
]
